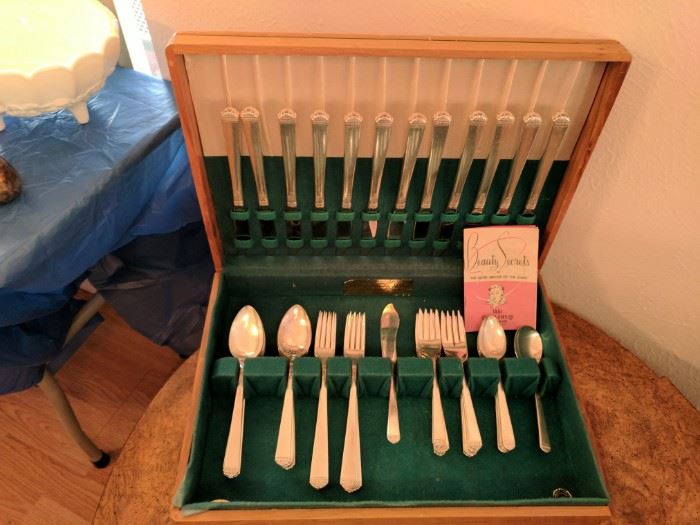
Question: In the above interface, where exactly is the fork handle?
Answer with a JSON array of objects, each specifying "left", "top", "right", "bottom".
[
  {"left": 495, "top": 381, "right": 516, "bottom": 453},
  {"left": 387, "top": 369, "right": 400, "bottom": 444},
  {"left": 275, "top": 362, "right": 296, "bottom": 469},
  {"left": 340, "top": 362, "right": 362, "bottom": 493},
  {"left": 460, "top": 376, "right": 482, "bottom": 456},
  {"left": 431, "top": 359, "right": 449, "bottom": 456},
  {"left": 223, "top": 369, "right": 245, "bottom": 478},
  {"left": 309, "top": 364, "right": 329, "bottom": 489}
]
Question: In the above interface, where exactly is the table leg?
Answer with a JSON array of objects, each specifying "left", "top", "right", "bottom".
[{"left": 37, "top": 369, "right": 110, "bottom": 468}]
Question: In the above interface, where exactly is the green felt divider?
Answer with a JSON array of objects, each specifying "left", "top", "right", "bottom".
[
  {"left": 438, "top": 358, "right": 464, "bottom": 398},
  {"left": 260, "top": 237, "right": 279, "bottom": 249},
  {"left": 467, "top": 358, "right": 500, "bottom": 396},
  {"left": 361, "top": 210, "right": 381, "bottom": 221},
  {"left": 336, "top": 210, "right": 355, "bottom": 221},
  {"left": 490, "top": 213, "right": 511, "bottom": 225},
  {"left": 286, "top": 238, "right": 304, "bottom": 249},
  {"left": 243, "top": 357, "right": 287, "bottom": 397},
  {"left": 465, "top": 212, "right": 485, "bottom": 225},
  {"left": 230, "top": 209, "right": 250, "bottom": 221},
  {"left": 408, "top": 239, "right": 427, "bottom": 250},
  {"left": 439, "top": 211, "right": 459, "bottom": 224},
  {"left": 334, "top": 238, "right": 352, "bottom": 249},
  {"left": 358, "top": 357, "right": 391, "bottom": 397},
  {"left": 310, "top": 210, "right": 329, "bottom": 221},
  {"left": 310, "top": 238, "right": 328, "bottom": 249},
  {"left": 359, "top": 238, "right": 377, "bottom": 249},
  {"left": 432, "top": 239, "right": 450, "bottom": 252},
  {"left": 501, "top": 358, "right": 540, "bottom": 397},
  {"left": 283, "top": 210, "right": 302, "bottom": 221},
  {"left": 517, "top": 213, "right": 537, "bottom": 225},
  {"left": 233, "top": 238, "right": 254, "bottom": 250},
  {"left": 388, "top": 210, "right": 408, "bottom": 222},
  {"left": 397, "top": 357, "right": 433, "bottom": 398},
  {"left": 211, "top": 357, "right": 238, "bottom": 395},
  {"left": 293, "top": 357, "right": 320, "bottom": 397},
  {"left": 327, "top": 357, "right": 351, "bottom": 398},
  {"left": 539, "top": 357, "right": 562, "bottom": 397},
  {"left": 384, "top": 238, "right": 402, "bottom": 249},
  {"left": 413, "top": 211, "right": 433, "bottom": 222},
  {"left": 256, "top": 209, "right": 276, "bottom": 221}
]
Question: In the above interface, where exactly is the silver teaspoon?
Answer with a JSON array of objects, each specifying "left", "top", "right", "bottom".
[
  {"left": 275, "top": 305, "right": 312, "bottom": 469},
  {"left": 223, "top": 305, "right": 265, "bottom": 478},
  {"left": 477, "top": 315, "right": 515, "bottom": 453},
  {"left": 515, "top": 326, "right": 551, "bottom": 453}
]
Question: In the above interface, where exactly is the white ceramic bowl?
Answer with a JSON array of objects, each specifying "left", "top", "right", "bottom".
[{"left": 0, "top": 0, "right": 120, "bottom": 129}]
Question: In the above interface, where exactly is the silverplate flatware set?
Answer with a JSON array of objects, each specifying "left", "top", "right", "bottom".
[{"left": 222, "top": 304, "right": 552, "bottom": 492}]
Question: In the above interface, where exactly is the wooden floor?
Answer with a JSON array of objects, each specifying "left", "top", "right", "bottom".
[{"left": 0, "top": 303, "right": 183, "bottom": 525}]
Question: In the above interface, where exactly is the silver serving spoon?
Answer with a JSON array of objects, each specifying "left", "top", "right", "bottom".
[
  {"left": 223, "top": 305, "right": 265, "bottom": 478},
  {"left": 477, "top": 315, "right": 515, "bottom": 453},
  {"left": 515, "top": 326, "right": 551, "bottom": 453},
  {"left": 275, "top": 305, "right": 312, "bottom": 469}
]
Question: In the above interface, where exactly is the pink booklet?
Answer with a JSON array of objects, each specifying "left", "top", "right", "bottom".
[{"left": 463, "top": 226, "right": 539, "bottom": 331}]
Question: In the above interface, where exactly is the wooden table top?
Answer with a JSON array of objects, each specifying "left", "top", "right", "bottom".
[{"left": 93, "top": 305, "right": 699, "bottom": 525}]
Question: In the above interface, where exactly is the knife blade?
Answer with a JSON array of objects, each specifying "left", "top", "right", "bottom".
[
  {"left": 221, "top": 107, "right": 250, "bottom": 241},
  {"left": 412, "top": 111, "right": 452, "bottom": 241},
  {"left": 362, "top": 113, "right": 393, "bottom": 239},
  {"left": 337, "top": 112, "right": 362, "bottom": 241},
  {"left": 522, "top": 111, "right": 571, "bottom": 216},
  {"left": 496, "top": 111, "right": 542, "bottom": 216},
  {"left": 470, "top": 110, "right": 515, "bottom": 215},
  {"left": 435, "top": 110, "right": 487, "bottom": 243},
  {"left": 381, "top": 303, "right": 400, "bottom": 444},
  {"left": 311, "top": 110, "right": 329, "bottom": 240},
  {"left": 278, "top": 108, "right": 301, "bottom": 241},
  {"left": 386, "top": 113, "right": 426, "bottom": 241}
]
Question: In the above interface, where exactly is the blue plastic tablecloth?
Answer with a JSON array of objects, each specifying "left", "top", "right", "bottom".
[{"left": 0, "top": 67, "right": 201, "bottom": 326}]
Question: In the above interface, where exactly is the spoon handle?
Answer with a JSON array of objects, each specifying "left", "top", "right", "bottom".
[
  {"left": 387, "top": 369, "right": 400, "bottom": 443},
  {"left": 275, "top": 362, "right": 296, "bottom": 470},
  {"left": 535, "top": 393, "right": 552, "bottom": 453},
  {"left": 223, "top": 370, "right": 246, "bottom": 478},
  {"left": 495, "top": 381, "right": 516, "bottom": 453},
  {"left": 460, "top": 376, "right": 482, "bottom": 456},
  {"left": 431, "top": 359, "right": 449, "bottom": 456},
  {"left": 340, "top": 362, "right": 362, "bottom": 493},
  {"left": 309, "top": 364, "right": 329, "bottom": 489}
]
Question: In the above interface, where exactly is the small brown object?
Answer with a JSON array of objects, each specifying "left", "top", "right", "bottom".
[{"left": 0, "top": 156, "right": 21, "bottom": 204}]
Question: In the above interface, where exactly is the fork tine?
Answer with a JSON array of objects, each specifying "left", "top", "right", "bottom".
[
  {"left": 331, "top": 312, "right": 337, "bottom": 351},
  {"left": 360, "top": 313, "right": 366, "bottom": 353},
  {"left": 440, "top": 311, "right": 447, "bottom": 345},
  {"left": 432, "top": 310, "right": 440, "bottom": 343},
  {"left": 315, "top": 311, "right": 323, "bottom": 350},
  {"left": 457, "top": 310, "right": 466, "bottom": 343},
  {"left": 344, "top": 312, "right": 352, "bottom": 350},
  {"left": 322, "top": 311, "right": 330, "bottom": 349}
]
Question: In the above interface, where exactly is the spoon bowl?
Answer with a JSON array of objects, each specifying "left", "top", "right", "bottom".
[
  {"left": 514, "top": 325, "right": 543, "bottom": 362},
  {"left": 476, "top": 315, "right": 507, "bottom": 359}
]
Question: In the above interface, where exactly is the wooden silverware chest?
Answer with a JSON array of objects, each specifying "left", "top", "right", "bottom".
[{"left": 167, "top": 33, "right": 630, "bottom": 524}]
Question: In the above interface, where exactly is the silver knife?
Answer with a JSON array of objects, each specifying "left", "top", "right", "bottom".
[
  {"left": 412, "top": 111, "right": 451, "bottom": 241},
  {"left": 240, "top": 107, "right": 276, "bottom": 239},
  {"left": 221, "top": 107, "right": 250, "bottom": 241},
  {"left": 522, "top": 112, "right": 571, "bottom": 216},
  {"left": 311, "top": 110, "right": 329, "bottom": 240},
  {"left": 362, "top": 113, "right": 393, "bottom": 239},
  {"left": 337, "top": 112, "right": 362, "bottom": 240},
  {"left": 278, "top": 108, "right": 301, "bottom": 241},
  {"left": 496, "top": 111, "right": 542, "bottom": 216},
  {"left": 381, "top": 303, "right": 400, "bottom": 444},
  {"left": 435, "top": 110, "right": 487, "bottom": 242},
  {"left": 386, "top": 113, "right": 426, "bottom": 241},
  {"left": 470, "top": 110, "right": 515, "bottom": 215}
]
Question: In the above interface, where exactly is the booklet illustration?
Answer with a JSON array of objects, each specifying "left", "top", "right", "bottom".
[{"left": 463, "top": 226, "right": 538, "bottom": 331}]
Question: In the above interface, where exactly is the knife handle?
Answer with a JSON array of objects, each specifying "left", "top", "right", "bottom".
[
  {"left": 497, "top": 112, "right": 542, "bottom": 215},
  {"left": 523, "top": 112, "right": 571, "bottom": 215},
  {"left": 275, "top": 362, "right": 296, "bottom": 470},
  {"left": 387, "top": 371, "right": 400, "bottom": 444},
  {"left": 311, "top": 110, "right": 329, "bottom": 209},
  {"left": 394, "top": 113, "right": 426, "bottom": 211},
  {"left": 278, "top": 108, "right": 297, "bottom": 209},
  {"left": 367, "top": 113, "right": 393, "bottom": 210},
  {"left": 223, "top": 367, "right": 245, "bottom": 478},
  {"left": 446, "top": 111, "right": 487, "bottom": 211},
  {"left": 420, "top": 112, "right": 452, "bottom": 211},
  {"left": 472, "top": 110, "right": 515, "bottom": 214},
  {"left": 342, "top": 112, "right": 362, "bottom": 210},
  {"left": 240, "top": 107, "right": 269, "bottom": 208},
  {"left": 221, "top": 107, "right": 244, "bottom": 209}
]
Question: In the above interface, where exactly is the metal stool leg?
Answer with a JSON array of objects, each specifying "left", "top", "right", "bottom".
[{"left": 37, "top": 369, "right": 110, "bottom": 468}]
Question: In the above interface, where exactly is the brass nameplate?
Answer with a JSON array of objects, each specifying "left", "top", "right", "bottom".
[{"left": 343, "top": 279, "right": 413, "bottom": 296}]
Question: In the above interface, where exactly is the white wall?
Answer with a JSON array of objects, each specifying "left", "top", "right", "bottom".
[{"left": 143, "top": 0, "right": 700, "bottom": 407}]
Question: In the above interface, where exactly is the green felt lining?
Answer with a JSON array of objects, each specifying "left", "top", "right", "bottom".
[
  {"left": 204, "top": 156, "right": 566, "bottom": 256},
  {"left": 174, "top": 270, "right": 609, "bottom": 510},
  {"left": 501, "top": 358, "right": 540, "bottom": 397}
]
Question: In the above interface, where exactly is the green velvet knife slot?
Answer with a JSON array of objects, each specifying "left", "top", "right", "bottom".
[{"left": 172, "top": 155, "right": 608, "bottom": 510}]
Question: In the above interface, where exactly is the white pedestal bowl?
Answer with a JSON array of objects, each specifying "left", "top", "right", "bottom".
[{"left": 0, "top": 0, "right": 120, "bottom": 130}]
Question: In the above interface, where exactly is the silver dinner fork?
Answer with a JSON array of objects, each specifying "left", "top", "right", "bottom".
[
  {"left": 415, "top": 309, "right": 449, "bottom": 456},
  {"left": 441, "top": 310, "right": 482, "bottom": 457},
  {"left": 309, "top": 311, "right": 336, "bottom": 490},
  {"left": 340, "top": 311, "right": 365, "bottom": 493}
]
